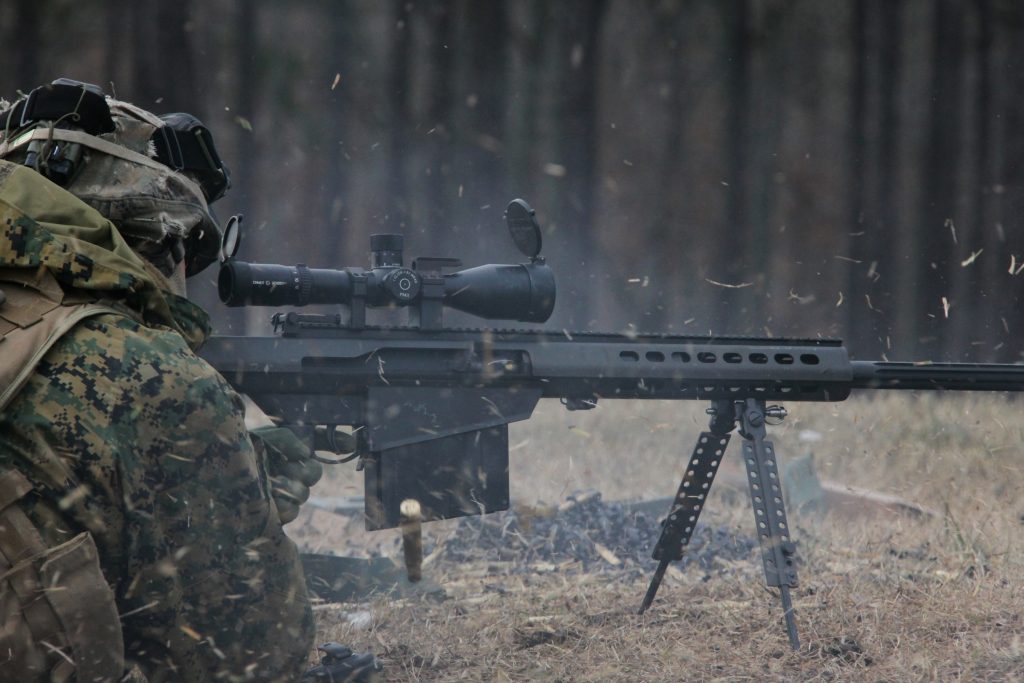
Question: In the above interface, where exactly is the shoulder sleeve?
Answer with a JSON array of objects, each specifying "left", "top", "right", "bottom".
[{"left": 0, "top": 312, "right": 313, "bottom": 682}]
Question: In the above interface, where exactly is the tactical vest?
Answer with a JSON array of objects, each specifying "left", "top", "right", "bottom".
[{"left": 0, "top": 267, "right": 129, "bottom": 683}]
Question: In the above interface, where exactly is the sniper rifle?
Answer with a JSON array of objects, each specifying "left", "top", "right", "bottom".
[{"left": 199, "top": 200, "right": 1024, "bottom": 650}]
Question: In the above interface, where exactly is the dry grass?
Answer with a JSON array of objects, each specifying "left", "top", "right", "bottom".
[{"left": 299, "top": 394, "right": 1024, "bottom": 681}]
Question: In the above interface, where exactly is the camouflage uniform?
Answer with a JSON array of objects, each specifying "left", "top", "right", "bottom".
[{"left": 0, "top": 159, "right": 314, "bottom": 681}]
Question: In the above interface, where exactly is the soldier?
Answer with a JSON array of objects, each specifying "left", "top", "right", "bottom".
[{"left": 0, "top": 80, "right": 377, "bottom": 682}]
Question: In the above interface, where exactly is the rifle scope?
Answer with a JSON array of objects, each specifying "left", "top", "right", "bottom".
[{"left": 218, "top": 236, "right": 556, "bottom": 323}]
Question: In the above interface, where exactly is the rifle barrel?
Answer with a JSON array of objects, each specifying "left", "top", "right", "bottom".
[{"left": 851, "top": 361, "right": 1024, "bottom": 392}]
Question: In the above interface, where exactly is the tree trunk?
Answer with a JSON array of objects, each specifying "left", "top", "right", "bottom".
[
  {"left": 234, "top": 0, "right": 259, "bottom": 334},
  {"left": 104, "top": 0, "right": 130, "bottom": 97},
  {"left": 424, "top": 1, "right": 456, "bottom": 230},
  {"left": 555, "top": 0, "right": 606, "bottom": 329},
  {"left": 155, "top": 0, "right": 199, "bottom": 113},
  {"left": 388, "top": 0, "right": 414, "bottom": 232},
  {"left": 447, "top": 0, "right": 508, "bottom": 267},
  {"left": 129, "top": 0, "right": 160, "bottom": 106},
  {"left": 505, "top": 0, "right": 547, "bottom": 198},
  {"left": 13, "top": 0, "right": 41, "bottom": 93},
  {"left": 995, "top": 2, "right": 1024, "bottom": 361},
  {"left": 648, "top": 3, "right": 690, "bottom": 332},
  {"left": 952, "top": 0, "right": 993, "bottom": 360},
  {"left": 872, "top": 0, "right": 902, "bottom": 359},
  {"left": 845, "top": 0, "right": 870, "bottom": 354},
  {"left": 716, "top": 0, "right": 751, "bottom": 335},
  {"left": 919, "top": 0, "right": 965, "bottom": 359},
  {"left": 234, "top": 0, "right": 258, "bottom": 223}
]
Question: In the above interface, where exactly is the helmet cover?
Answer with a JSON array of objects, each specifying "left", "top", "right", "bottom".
[{"left": 0, "top": 80, "right": 227, "bottom": 276}]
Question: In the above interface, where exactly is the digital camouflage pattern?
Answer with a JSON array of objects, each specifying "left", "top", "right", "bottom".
[
  {"left": 0, "top": 160, "right": 194, "bottom": 340},
  {"left": 0, "top": 161, "right": 314, "bottom": 681}
]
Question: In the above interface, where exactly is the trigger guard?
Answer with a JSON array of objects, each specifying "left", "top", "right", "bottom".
[{"left": 313, "top": 424, "right": 360, "bottom": 465}]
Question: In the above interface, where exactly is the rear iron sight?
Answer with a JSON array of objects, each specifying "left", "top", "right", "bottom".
[{"left": 217, "top": 199, "right": 556, "bottom": 329}]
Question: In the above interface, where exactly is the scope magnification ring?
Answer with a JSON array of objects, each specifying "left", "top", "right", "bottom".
[{"left": 295, "top": 264, "right": 314, "bottom": 305}]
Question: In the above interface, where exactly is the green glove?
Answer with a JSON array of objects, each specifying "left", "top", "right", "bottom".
[{"left": 249, "top": 426, "right": 324, "bottom": 524}]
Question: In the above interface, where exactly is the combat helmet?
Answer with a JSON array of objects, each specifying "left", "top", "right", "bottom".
[{"left": 0, "top": 78, "right": 230, "bottom": 277}]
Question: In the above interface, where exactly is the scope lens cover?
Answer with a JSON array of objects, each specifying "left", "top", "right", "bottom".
[
  {"left": 506, "top": 199, "right": 542, "bottom": 258},
  {"left": 220, "top": 214, "right": 242, "bottom": 263}
]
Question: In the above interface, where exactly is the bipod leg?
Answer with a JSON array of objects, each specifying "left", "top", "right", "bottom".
[
  {"left": 738, "top": 398, "right": 800, "bottom": 650},
  {"left": 639, "top": 400, "right": 734, "bottom": 614}
]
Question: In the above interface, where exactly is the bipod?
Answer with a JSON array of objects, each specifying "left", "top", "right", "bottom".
[{"left": 639, "top": 398, "right": 801, "bottom": 651}]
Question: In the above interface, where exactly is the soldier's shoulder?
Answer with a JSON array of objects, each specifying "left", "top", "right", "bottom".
[{"left": 42, "top": 308, "right": 229, "bottom": 399}]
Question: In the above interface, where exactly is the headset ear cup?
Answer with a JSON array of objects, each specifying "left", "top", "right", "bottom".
[
  {"left": 152, "top": 113, "right": 230, "bottom": 203},
  {"left": 18, "top": 82, "right": 115, "bottom": 135},
  {"left": 1, "top": 80, "right": 114, "bottom": 187}
]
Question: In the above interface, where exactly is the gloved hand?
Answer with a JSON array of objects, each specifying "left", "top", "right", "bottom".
[{"left": 249, "top": 426, "right": 323, "bottom": 524}]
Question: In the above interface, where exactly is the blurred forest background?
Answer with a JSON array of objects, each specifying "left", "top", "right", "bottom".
[{"left": 2, "top": 0, "right": 1024, "bottom": 362}]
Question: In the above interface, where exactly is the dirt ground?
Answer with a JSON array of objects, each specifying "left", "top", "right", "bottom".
[{"left": 294, "top": 393, "right": 1024, "bottom": 682}]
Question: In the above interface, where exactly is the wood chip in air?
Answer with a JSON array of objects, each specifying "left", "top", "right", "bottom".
[
  {"left": 961, "top": 249, "right": 982, "bottom": 267},
  {"left": 705, "top": 278, "right": 753, "bottom": 289},
  {"left": 593, "top": 542, "right": 622, "bottom": 566}
]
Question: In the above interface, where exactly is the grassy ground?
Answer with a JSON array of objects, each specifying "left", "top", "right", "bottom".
[{"left": 298, "top": 394, "right": 1024, "bottom": 681}]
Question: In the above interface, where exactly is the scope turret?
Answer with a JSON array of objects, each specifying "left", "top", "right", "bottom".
[{"left": 370, "top": 233, "right": 404, "bottom": 268}]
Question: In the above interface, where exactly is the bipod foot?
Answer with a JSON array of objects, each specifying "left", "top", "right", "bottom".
[
  {"left": 780, "top": 585, "right": 800, "bottom": 650},
  {"left": 738, "top": 398, "right": 801, "bottom": 651},
  {"left": 639, "top": 400, "right": 733, "bottom": 614},
  {"left": 638, "top": 559, "right": 669, "bottom": 615}
]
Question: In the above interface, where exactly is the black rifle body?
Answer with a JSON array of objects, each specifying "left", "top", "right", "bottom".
[{"left": 200, "top": 316, "right": 1024, "bottom": 529}]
